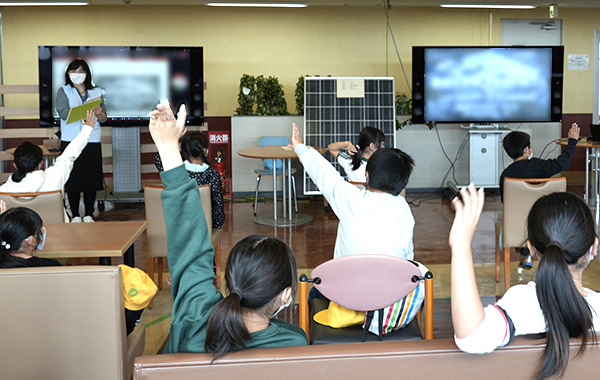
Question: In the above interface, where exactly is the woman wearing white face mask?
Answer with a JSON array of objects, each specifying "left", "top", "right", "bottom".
[{"left": 56, "top": 59, "right": 107, "bottom": 223}]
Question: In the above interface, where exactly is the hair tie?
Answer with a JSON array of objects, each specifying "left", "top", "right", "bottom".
[
  {"left": 1, "top": 241, "right": 10, "bottom": 250},
  {"left": 546, "top": 241, "right": 564, "bottom": 251},
  {"left": 231, "top": 288, "right": 243, "bottom": 301}
]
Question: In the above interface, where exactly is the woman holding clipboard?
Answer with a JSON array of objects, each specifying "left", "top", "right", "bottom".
[{"left": 56, "top": 58, "right": 106, "bottom": 223}]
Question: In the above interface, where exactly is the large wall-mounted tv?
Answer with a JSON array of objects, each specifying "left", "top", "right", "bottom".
[
  {"left": 412, "top": 46, "right": 564, "bottom": 125},
  {"left": 38, "top": 46, "right": 204, "bottom": 127}
]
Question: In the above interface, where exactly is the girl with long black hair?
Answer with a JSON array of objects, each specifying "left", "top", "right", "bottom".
[
  {"left": 449, "top": 186, "right": 599, "bottom": 379},
  {"left": 327, "top": 126, "right": 385, "bottom": 182},
  {"left": 149, "top": 101, "right": 307, "bottom": 358}
]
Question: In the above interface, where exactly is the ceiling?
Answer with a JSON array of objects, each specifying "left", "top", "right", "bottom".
[{"left": 81, "top": 0, "right": 600, "bottom": 8}]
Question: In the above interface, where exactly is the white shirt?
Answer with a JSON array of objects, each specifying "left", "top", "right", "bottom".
[
  {"left": 0, "top": 125, "right": 93, "bottom": 194},
  {"left": 455, "top": 281, "right": 600, "bottom": 353},
  {"left": 295, "top": 144, "right": 414, "bottom": 260},
  {"left": 337, "top": 151, "right": 367, "bottom": 183}
]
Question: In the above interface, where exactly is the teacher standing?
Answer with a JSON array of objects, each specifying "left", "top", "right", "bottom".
[{"left": 55, "top": 58, "right": 106, "bottom": 223}]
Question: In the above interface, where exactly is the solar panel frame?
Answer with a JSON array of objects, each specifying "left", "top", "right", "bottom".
[{"left": 303, "top": 77, "right": 396, "bottom": 194}]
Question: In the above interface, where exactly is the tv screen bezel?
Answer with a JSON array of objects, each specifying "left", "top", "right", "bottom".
[
  {"left": 38, "top": 45, "right": 204, "bottom": 127},
  {"left": 411, "top": 45, "right": 564, "bottom": 125}
]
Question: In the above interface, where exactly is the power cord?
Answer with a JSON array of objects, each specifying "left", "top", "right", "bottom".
[{"left": 383, "top": 0, "right": 411, "bottom": 94}]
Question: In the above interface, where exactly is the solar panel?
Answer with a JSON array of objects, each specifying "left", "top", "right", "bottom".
[{"left": 303, "top": 77, "right": 396, "bottom": 194}]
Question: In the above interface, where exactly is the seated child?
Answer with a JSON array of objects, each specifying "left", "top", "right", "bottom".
[
  {"left": 449, "top": 185, "right": 600, "bottom": 380},
  {"left": 0, "top": 205, "right": 58, "bottom": 268},
  {"left": 293, "top": 123, "right": 425, "bottom": 334},
  {"left": 0, "top": 110, "right": 97, "bottom": 194},
  {"left": 149, "top": 101, "right": 307, "bottom": 358},
  {"left": 155, "top": 131, "right": 225, "bottom": 229},
  {"left": 0, "top": 203, "right": 155, "bottom": 335},
  {"left": 291, "top": 123, "right": 415, "bottom": 260},
  {"left": 499, "top": 123, "right": 579, "bottom": 200},
  {"left": 499, "top": 123, "right": 580, "bottom": 267},
  {"left": 327, "top": 126, "right": 385, "bottom": 182}
]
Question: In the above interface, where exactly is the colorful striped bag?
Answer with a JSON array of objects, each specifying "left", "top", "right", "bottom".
[{"left": 363, "top": 261, "right": 428, "bottom": 335}]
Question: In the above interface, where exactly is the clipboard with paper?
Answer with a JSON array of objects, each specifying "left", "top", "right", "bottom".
[{"left": 65, "top": 97, "right": 102, "bottom": 124}]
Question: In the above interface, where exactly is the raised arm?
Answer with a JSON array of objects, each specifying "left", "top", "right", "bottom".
[
  {"left": 291, "top": 123, "right": 358, "bottom": 212},
  {"left": 46, "top": 110, "right": 96, "bottom": 186},
  {"left": 149, "top": 102, "right": 220, "bottom": 335},
  {"left": 327, "top": 140, "right": 357, "bottom": 159},
  {"left": 449, "top": 184, "right": 486, "bottom": 339},
  {"left": 149, "top": 101, "right": 185, "bottom": 170},
  {"left": 539, "top": 122, "right": 580, "bottom": 177}
]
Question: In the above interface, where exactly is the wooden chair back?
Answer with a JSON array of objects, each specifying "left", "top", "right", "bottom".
[{"left": 0, "top": 190, "right": 65, "bottom": 223}]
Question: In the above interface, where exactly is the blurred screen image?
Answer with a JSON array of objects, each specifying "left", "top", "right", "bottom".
[{"left": 424, "top": 48, "right": 553, "bottom": 123}]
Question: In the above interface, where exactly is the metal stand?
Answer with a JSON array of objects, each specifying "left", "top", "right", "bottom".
[
  {"left": 112, "top": 126, "right": 142, "bottom": 195},
  {"left": 254, "top": 157, "right": 313, "bottom": 227}
]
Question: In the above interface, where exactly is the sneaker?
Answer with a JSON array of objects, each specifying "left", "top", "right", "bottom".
[
  {"left": 519, "top": 254, "right": 533, "bottom": 270},
  {"left": 71, "top": 216, "right": 82, "bottom": 223},
  {"left": 82, "top": 215, "right": 95, "bottom": 223}
]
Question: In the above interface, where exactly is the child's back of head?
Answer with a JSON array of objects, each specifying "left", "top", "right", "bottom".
[
  {"left": 352, "top": 126, "right": 386, "bottom": 170},
  {"left": 0, "top": 207, "right": 44, "bottom": 268},
  {"left": 180, "top": 131, "right": 209, "bottom": 164},
  {"left": 365, "top": 148, "right": 414, "bottom": 196},
  {"left": 502, "top": 131, "right": 530, "bottom": 160},
  {"left": 12, "top": 142, "right": 43, "bottom": 183}
]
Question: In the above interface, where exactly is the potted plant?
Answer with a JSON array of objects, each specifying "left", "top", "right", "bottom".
[
  {"left": 395, "top": 92, "right": 434, "bottom": 130},
  {"left": 235, "top": 74, "right": 288, "bottom": 116}
]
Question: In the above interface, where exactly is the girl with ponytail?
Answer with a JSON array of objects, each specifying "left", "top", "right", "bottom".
[
  {"left": 327, "top": 126, "right": 385, "bottom": 182},
  {"left": 449, "top": 186, "right": 599, "bottom": 380},
  {"left": 154, "top": 131, "right": 225, "bottom": 229},
  {"left": 149, "top": 101, "right": 307, "bottom": 358}
]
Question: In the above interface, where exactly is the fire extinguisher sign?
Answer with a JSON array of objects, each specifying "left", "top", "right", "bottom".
[{"left": 208, "top": 132, "right": 229, "bottom": 144}]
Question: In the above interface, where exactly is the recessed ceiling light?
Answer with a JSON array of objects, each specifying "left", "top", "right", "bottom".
[
  {"left": 440, "top": 4, "right": 535, "bottom": 9},
  {"left": 205, "top": 1, "right": 308, "bottom": 7},
  {"left": 0, "top": 0, "right": 88, "bottom": 4}
]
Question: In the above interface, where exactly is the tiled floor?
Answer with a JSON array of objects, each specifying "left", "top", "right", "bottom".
[{"left": 93, "top": 187, "right": 600, "bottom": 355}]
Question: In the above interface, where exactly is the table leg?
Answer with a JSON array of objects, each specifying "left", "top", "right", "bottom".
[
  {"left": 272, "top": 158, "right": 277, "bottom": 223},
  {"left": 288, "top": 158, "right": 292, "bottom": 220},
  {"left": 592, "top": 148, "right": 600, "bottom": 208},
  {"left": 586, "top": 148, "right": 589, "bottom": 203},
  {"left": 99, "top": 257, "right": 111, "bottom": 265},
  {"left": 124, "top": 244, "right": 135, "bottom": 268},
  {"left": 282, "top": 158, "right": 287, "bottom": 219}
]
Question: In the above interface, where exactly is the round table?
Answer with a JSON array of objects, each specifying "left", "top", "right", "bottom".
[
  {"left": 237, "top": 145, "right": 313, "bottom": 227},
  {"left": 556, "top": 138, "right": 600, "bottom": 205}
]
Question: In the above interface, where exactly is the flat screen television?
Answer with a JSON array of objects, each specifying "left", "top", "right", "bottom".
[
  {"left": 38, "top": 46, "right": 204, "bottom": 127},
  {"left": 412, "top": 46, "right": 564, "bottom": 125}
]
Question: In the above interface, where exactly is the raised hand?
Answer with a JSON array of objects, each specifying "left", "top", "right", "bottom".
[
  {"left": 567, "top": 122, "right": 580, "bottom": 140},
  {"left": 149, "top": 100, "right": 187, "bottom": 171},
  {"left": 449, "top": 184, "right": 485, "bottom": 253},
  {"left": 290, "top": 122, "right": 303, "bottom": 149},
  {"left": 81, "top": 110, "right": 97, "bottom": 127}
]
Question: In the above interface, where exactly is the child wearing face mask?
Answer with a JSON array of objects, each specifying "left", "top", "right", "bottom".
[
  {"left": 0, "top": 206, "right": 55, "bottom": 268},
  {"left": 149, "top": 100, "right": 307, "bottom": 358},
  {"left": 499, "top": 122, "right": 580, "bottom": 268},
  {"left": 0, "top": 203, "right": 155, "bottom": 335},
  {"left": 55, "top": 58, "right": 107, "bottom": 223}
]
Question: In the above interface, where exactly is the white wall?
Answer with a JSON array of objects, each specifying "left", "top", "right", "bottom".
[
  {"left": 232, "top": 116, "right": 303, "bottom": 194},
  {"left": 396, "top": 122, "right": 561, "bottom": 189}
]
